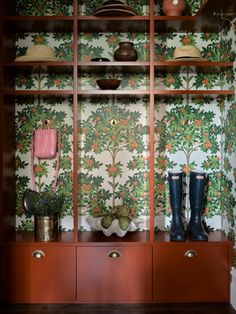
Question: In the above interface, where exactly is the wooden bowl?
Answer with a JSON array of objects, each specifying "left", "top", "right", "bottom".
[{"left": 96, "top": 79, "right": 121, "bottom": 90}]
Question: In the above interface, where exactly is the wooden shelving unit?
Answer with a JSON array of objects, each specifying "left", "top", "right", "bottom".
[{"left": 0, "top": 0, "right": 235, "bottom": 305}]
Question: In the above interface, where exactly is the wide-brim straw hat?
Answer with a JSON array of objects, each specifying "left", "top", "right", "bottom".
[
  {"left": 170, "top": 45, "right": 206, "bottom": 61},
  {"left": 14, "top": 45, "right": 60, "bottom": 62}
]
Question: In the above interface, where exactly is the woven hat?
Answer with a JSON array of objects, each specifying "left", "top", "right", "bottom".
[
  {"left": 102, "top": 0, "right": 127, "bottom": 4},
  {"left": 94, "top": 0, "right": 136, "bottom": 16},
  {"left": 172, "top": 45, "right": 206, "bottom": 61},
  {"left": 14, "top": 45, "right": 60, "bottom": 62}
]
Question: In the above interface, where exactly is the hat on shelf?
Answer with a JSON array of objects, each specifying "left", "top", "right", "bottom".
[
  {"left": 93, "top": 0, "right": 136, "bottom": 16},
  {"left": 14, "top": 45, "right": 60, "bottom": 62},
  {"left": 170, "top": 45, "right": 206, "bottom": 61},
  {"left": 102, "top": 0, "right": 127, "bottom": 4}
]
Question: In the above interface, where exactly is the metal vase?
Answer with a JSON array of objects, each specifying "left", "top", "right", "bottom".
[{"left": 34, "top": 215, "right": 59, "bottom": 242}]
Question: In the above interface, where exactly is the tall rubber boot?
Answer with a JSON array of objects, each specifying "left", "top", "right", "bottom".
[
  {"left": 189, "top": 170, "right": 208, "bottom": 241},
  {"left": 168, "top": 171, "right": 185, "bottom": 241}
]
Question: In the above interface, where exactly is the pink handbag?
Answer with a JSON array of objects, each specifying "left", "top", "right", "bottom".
[
  {"left": 34, "top": 127, "right": 57, "bottom": 159},
  {"left": 31, "top": 120, "right": 60, "bottom": 192}
]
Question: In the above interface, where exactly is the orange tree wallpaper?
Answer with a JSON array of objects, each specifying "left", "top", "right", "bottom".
[{"left": 14, "top": 0, "right": 236, "bottom": 263}]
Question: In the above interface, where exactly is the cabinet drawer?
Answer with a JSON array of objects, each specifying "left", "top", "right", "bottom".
[
  {"left": 77, "top": 246, "right": 152, "bottom": 302},
  {"left": 3, "top": 245, "right": 76, "bottom": 303},
  {"left": 154, "top": 244, "right": 230, "bottom": 302}
]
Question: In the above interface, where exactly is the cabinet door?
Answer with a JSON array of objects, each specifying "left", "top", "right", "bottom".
[
  {"left": 77, "top": 246, "right": 152, "bottom": 302},
  {"left": 154, "top": 244, "right": 230, "bottom": 302},
  {"left": 3, "top": 245, "right": 76, "bottom": 303}
]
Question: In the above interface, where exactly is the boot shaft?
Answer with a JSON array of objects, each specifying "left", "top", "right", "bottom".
[
  {"left": 189, "top": 170, "right": 208, "bottom": 241},
  {"left": 189, "top": 170, "right": 206, "bottom": 210},
  {"left": 168, "top": 171, "right": 183, "bottom": 211},
  {"left": 168, "top": 171, "right": 185, "bottom": 241}
]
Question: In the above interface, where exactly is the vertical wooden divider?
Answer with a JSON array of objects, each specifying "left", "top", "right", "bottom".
[
  {"left": 149, "top": 0, "right": 155, "bottom": 242},
  {"left": 0, "top": 0, "right": 3, "bottom": 245},
  {"left": 73, "top": 0, "right": 79, "bottom": 242}
]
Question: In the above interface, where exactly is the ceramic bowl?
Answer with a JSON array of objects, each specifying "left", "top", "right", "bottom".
[
  {"left": 91, "top": 57, "right": 110, "bottom": 62},
  {"left": 96, "top": 79, "right": 121, "bottom": 90}
]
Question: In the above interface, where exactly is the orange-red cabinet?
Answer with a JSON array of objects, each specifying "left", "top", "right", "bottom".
[
  {"left": 2, "top": 245, "right": 76, "bottom": 303},
  {"left": 77, "top": 245, "right": 153, "bottom": 303},
  {"left": 153, "top": 242, "right": 232, "bottom": 303}
]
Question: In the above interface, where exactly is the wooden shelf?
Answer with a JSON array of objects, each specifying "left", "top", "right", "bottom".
[
  {"left": 4, "top": 16, "right": 74, "bottom": 32},
  {"left": 78, "top": 61, "right": 150, "bottom": 74},
  {"left": 4, "top": 231, "right": 74, "bottom": 244},
  {"left": 155, "top": 61, "right": 234, "bottom": 67},
  {"left": 155, "top": 90, "right": 234, "bottom": 95},
  {"left": 154, "top": 16, "right": 197, "bottom": 33},
  {"left": 78, "top": 230, "right": 150, "bottom": 243},
  {"left": 77, "top": 16, "right": 150, "bottom": 33},
  {"left": 154, "top": 61, "right": 234, "bottom": 73},
  {"left": 78, "top": 89, "right": 150, "bottom": 96},
  {"left": 3, "top": 230, "right": 151, "bottom": 244},
  {"left": 4, "top": 62, "right": 74, "bottom": 73},
  {"left": 155, "top": 230, "right": 231, "bottom": 243},
  {"left": 3, "top": 90, "right": 74, "bottom": 95}
]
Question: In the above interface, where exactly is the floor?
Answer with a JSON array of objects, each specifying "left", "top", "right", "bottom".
[{"left": 0, "top": 304, "right": 235, "bottom": 314}]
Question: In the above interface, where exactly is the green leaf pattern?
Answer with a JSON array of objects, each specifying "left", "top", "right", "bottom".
[{"left": 14, "top": 1, "right": 236, "bottom": 250}]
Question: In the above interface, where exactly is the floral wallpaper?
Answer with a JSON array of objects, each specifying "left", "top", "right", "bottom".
[
  {"left": 16, "top": 0, "right": 73, "bottom": 16},
  {"left": 221, "top": 22, "right": 236, "bottom": 266},
  {"left": 78, "top": 99, "right": 150, "bottom": 230},
  {"left": 154, "top": 95, "right": 234, "bottom": 229},
  {"left": 16, "top": 96, "right": 74, "bottom": 231},
  {"left": 13, "top": 0, "right": 235, "bottom": 255}
]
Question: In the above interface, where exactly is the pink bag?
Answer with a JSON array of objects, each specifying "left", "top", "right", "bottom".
[
  {"left": 31, "top": 120, "right": 60, "bottom": 192},
  {"left": 34, "top": 126, "right": 57, "bottom": 159}
]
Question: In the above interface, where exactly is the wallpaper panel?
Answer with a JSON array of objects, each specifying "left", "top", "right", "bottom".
[
  {"left": 15, "top": 97, "right": 74, "bottom": 231},
  {"left": 78, "top": 98, "right": 150, "bottom": 230},
  {"left": 221, "top": 21, "right": 236, "bottom": 266}
]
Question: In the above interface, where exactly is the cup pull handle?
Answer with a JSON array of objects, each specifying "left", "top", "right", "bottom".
[
  {"left": 185, "top": 250, "right": 197, "bottom": 258},
  {"left": 108, "top": 250, "right": 121, "bottom": 259},
  {"left": 32, "top": 250, "right": 45, "bottom": 259}
]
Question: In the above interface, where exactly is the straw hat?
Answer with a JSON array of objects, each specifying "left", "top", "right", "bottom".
[
  {"left": 172, "top": 45, "right": 206, "bottom": 61},
  {"left": 14, "top": 45, "right": 60, "bottom": 62},
  {"left": 94, "top": 0, "right": 136, "bottom": 16}
]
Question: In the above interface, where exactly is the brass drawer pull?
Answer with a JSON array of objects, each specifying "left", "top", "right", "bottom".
[
  {"left": 32, "top": 250, "right": 45, "bottom": 259},
  {"left": 108, "top": 250, "right": 121, "bottom": 259},
  {"left": 185, "top": 250, "right": 197, "bottom": 258}
]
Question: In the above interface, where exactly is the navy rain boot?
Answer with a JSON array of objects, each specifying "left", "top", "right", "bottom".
[
  {"left": 189, "top": 170, "right": 208, "bottom": 241},
  {"left": 168, "top": 171, "right": 185, "bottom": 241}
]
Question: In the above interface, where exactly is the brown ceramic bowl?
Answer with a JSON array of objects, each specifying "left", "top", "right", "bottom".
[{"left": 96, "top": 79, "right": 121, "bottom": 90}]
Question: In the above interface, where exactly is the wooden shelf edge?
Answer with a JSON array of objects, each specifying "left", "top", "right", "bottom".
[
  {"left": 4, "top": 16, "right": 74, "bottom": 21},
  {"left": 78, "top": 16, "right": 150, "bottom": 21},
  {"left": 3, "top": 231, "right": 75, "bottom": 244},
  {"left": 155, "top": 230, "right": 232, "bottom": 243},
  {"left": 155, "top": 90, "right": 235, "bottom": 95},
  {"left": 2, "top": 231, "right": 151, "bottom": 244},
  {"left": 154, "top": 15, "right": 196, "bottom": 21},
  {"left": 3, "top": 90, "right": 74, "bottom": 95},
  {"left": 2, "top": 230, "right": 231, "bottom": 245},
  {"left": 3, "top": 90, "right": 233, "bottom": 96},
  {"left": 78, "top": 90, "right": 150, "bottom": 95},
  {"left": 78, "top": 61, "right": 150, "bottom": 66},
  {"left": 4, "top": 61, "right": 74, "bottom": 66},
  {"left": 154, "top": 61, "right": 234, "bottom": 67}
]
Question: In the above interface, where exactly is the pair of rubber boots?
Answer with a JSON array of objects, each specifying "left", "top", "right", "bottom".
[{"left": 168, "top": 170, "right": 208, "bottom": 242}]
